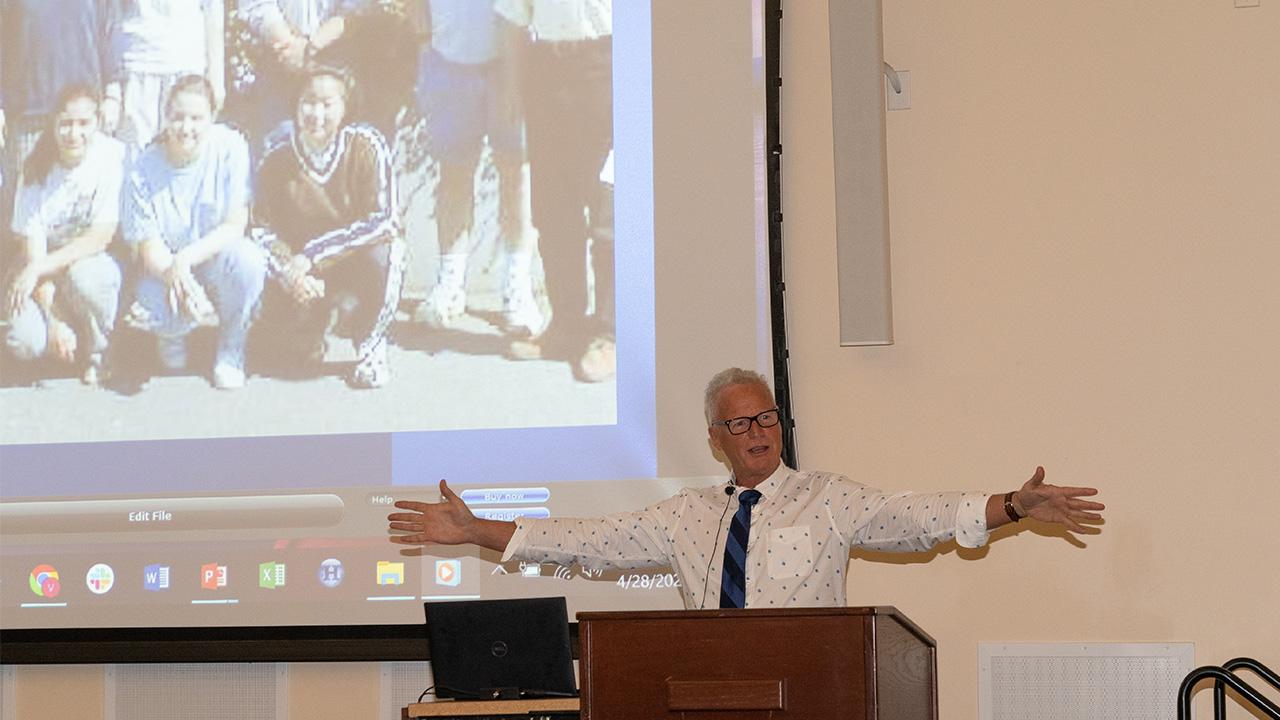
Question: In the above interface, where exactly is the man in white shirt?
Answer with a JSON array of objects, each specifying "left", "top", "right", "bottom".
[{"left": 387, "top": 367, "right": 1104, "bottom": 608}]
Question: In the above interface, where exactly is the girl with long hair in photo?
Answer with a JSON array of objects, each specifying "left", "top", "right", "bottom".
[{"left": 5, "top": 84, "right": 126, "bottom": 385}]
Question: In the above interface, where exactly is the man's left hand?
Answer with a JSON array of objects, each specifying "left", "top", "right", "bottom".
[{"left": 1014, "top": 466, "right": 1104, "bottom": 533}]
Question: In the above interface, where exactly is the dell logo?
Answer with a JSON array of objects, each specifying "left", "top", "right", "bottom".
[{"left": 490, "top": 641, "right": 509, "bottom": 658}]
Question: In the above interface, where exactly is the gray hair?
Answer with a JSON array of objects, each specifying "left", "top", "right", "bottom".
[{"left": 704, "top": 367, "right": 772, "bottom": 425}]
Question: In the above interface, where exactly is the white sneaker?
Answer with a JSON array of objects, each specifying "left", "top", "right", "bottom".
[
  {"left": 349, "top": 337, "right": 389, "bottom": 389},
  {"left": 212, "top": 363, "right": 246, "bottom": 390},
  {"left": 81, "top": 353, "right": 105, "bottom": 386},
  {"left": 501, "top": 273, "right": 548, "bottom": 338},
  {"left": 417, "top": 278, "right": 466, "bottom": 329},
  {"left": 417, "top": 253, "right": 469, "bottom": 329}
]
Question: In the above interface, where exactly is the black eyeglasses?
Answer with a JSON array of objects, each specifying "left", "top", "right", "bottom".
[{"left": 714, "top": 408, "right": 781, "bottom": 435}]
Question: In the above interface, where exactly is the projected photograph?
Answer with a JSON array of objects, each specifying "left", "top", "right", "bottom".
[
  {"left": 0, "top": 0, "right": 621, "bottom": 444},
  {"left": 0, "top": 0, "right": 776, "bottom": 634}
]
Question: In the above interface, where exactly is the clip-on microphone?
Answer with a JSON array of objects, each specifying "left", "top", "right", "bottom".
[{"left": 699, "top": 480, "right": 737, "bottom": 608}]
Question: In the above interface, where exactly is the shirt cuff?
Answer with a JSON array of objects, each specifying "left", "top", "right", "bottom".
[
  {"left": 499, "top": 519, "right": 534, "bottom": 563},
  {"left": 953, "top": 493, "right": 993, "bottom": 548}
]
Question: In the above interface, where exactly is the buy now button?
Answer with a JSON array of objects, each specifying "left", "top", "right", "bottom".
[{"left": 459, "top": 487, "right": 551, "bottom": 505}]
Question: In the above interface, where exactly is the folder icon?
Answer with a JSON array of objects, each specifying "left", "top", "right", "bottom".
[{"left": 376, "top": 560, "right": 405, "bottom": 586}]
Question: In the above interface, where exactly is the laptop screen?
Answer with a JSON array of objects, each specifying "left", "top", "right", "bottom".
[{"left": 424, "top": 597, "right": 578, "bottom": 700}]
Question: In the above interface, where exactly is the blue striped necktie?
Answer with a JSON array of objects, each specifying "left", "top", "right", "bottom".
[{"left": 719, "top": 488, "right": 762, "bottom": 608}]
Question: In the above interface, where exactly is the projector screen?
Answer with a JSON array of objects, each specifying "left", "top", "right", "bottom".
[{"left": 0, "top": 0, "right": 775, "bottom": 631}]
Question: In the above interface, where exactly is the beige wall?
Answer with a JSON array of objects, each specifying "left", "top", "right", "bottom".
[
  {"left": 9, "top": 2, "right": 1279, "bottom": 718},
  {"left": 783, "top": 0, "right": 1280, "bottom": 717}
]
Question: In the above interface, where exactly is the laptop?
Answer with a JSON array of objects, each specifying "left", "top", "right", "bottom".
[{"left": 424, "top": 597, "right": 578, "bottom": 701}]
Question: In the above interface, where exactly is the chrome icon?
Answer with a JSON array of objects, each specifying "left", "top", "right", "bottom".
[{"left": 29, "top": 564, "right": 61, "bottom": 598}]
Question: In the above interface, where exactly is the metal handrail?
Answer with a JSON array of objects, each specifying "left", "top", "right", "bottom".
[
  {"left": 1177, "top": 665, "right": 1280, "bottom": 720},
  {"left": 1215, "top": 658, "right": 1280, "bottom": 718}
]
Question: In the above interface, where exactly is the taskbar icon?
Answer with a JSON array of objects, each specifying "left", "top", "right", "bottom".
[
  {"left": 29, "top": 564, "right": 61, "bottom": 598},
  {"left": 318, "top": 558, "right": 344, "bottom": 588},
  {"left": 144, "top": 564, "right": 171, "bottom": 591}
]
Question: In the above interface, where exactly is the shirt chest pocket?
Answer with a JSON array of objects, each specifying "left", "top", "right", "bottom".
[{"left": 767, "top": 525, "right": 814, "bottom": 579}]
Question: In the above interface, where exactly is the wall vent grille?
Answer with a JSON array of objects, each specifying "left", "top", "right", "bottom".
[
  {"left": 381, "top": 662, "right": 434, "bottom": 720},
  {"left": 1, "top": 665, "right": 14, "bottom": 720},
  {"left": 106, "top": 663, "right": 287, "bottom": 720},
  {"left": 979, "top": 642, "right": 1194, "bottom": 720}
]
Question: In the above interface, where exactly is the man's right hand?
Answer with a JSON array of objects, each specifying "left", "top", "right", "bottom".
[{"left": 387, "top": 479, "right": 515, "bottom": 552}]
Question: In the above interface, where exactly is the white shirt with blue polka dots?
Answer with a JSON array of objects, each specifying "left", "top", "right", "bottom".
[{"left": 502, "top": 465, "right": 992, "bottom": 608}]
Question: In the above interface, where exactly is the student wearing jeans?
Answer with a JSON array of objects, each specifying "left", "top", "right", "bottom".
[
  {"left": 122, "top": 76, "right": 264, "bottom": 390},
  {"left": 5, "top": 84, "right": 125, "bottom": 385}
]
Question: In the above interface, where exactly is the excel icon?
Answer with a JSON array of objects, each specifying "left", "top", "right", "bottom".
[{"left": 259, "top": 561, "right": 286, "bottom": 589}]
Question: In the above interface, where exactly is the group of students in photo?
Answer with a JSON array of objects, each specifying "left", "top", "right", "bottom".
[{"left": 0, "top": 0, "right": 615, "bottom": 391}]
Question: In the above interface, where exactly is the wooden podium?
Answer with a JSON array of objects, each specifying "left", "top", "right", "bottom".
[
  {"left": 404, "top": 698, "right": 578, "bottom": 719},
  {"left": 577, "top": 606, "right": 936, "bottom": 720}
]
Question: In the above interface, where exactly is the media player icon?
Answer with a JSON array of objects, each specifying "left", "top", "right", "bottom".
[
  {"left": 318, "top": 558, "right": 344, "bottom": 588},
  {"left": 435, "top": 559, "right": 461, "bottom": 587}
]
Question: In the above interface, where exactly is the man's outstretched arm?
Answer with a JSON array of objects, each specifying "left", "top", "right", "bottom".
[
  {"left": 985, "top": 466, "right": 1104, "bottom": 532},
  {"left": 387, "top": 480, "right": 516, "bottom": 553}
]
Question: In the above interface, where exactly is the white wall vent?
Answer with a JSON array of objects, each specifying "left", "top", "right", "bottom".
[
  {"left": 106, "top": 663, "right": 287, "bottom": 720},
  {"left": 1, "top": 665, "right": 14, "bottom": 720},
  {"left": 979, "top": 642, "right": 1195, "bottom": 720},
  {"left": 380, "top": 662, "right": 434, "bottom": 720}
]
